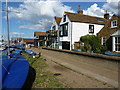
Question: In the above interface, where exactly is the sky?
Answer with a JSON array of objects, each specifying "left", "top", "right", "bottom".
[{"left": 0, "top": 0, "right": 120, "bottom": 40}]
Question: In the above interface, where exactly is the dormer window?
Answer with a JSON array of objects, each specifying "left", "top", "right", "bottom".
[
  {"left": 63, "top": 15, "right": 66, "bottom": 22},
  {"left": 111, "top": 20, "right": 117, "bottom": 28}
]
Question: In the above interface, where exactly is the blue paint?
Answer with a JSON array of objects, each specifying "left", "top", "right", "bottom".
[
  {"left": 1, "top": 53, "right": 29, "bottom": 88},
  {"left": 14, "top": 50, "right": 22, "bottom": 54},
  {"left": 72, "top": 49, "right": 81, "bottom": 52},
  {"left": 25, "top": 50, "right": 36, "bottom": 55},
  {"left": 16, "top": 44, "right": 25, "bottom": 50},
  {"left": 10, "top": 45, "right": 16, "bottom": 48},
  {"left": 105, "top": 52, "right": 120, "bottom": 56}
]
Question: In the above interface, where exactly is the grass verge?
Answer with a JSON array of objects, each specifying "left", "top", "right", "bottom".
[{"left": 22, "top": 53, "right": 67, "bottom": 88}]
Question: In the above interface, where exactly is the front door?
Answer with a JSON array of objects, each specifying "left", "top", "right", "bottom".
[{"left": 62, "top": 41, "right": 70, "bottom": 50}]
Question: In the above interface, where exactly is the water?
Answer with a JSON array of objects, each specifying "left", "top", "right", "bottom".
[{"left": 0, "top": 50, "right": 8, "bottom": 56}]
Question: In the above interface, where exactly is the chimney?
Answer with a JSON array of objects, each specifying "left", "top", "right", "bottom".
[
  {"left": 77, "top": 5, "right": 83, "bottom": 14},
  {"left": 55, "top": 16, "right": 56, "bottom": 20},
  {"left": 104, "top": 10, "right": 109, "bottom": 20}
]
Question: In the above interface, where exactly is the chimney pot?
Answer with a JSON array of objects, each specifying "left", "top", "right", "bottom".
[
  {"left": 77, "top": 5, "right": 83, "bottom": 14},
  {"left": 104, "top": 10, "right": 109, "bottom": 20}
]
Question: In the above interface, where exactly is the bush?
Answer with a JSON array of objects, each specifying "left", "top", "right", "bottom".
[
  {"left": 80, "top": 35, "right": 107, "bottom": 54},
  {"left": 100, "top": 45, "right": 107, "bottom": 54}
]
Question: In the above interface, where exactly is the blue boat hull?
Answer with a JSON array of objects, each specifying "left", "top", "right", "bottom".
[
  {"left": 1, "top": 53, "right": 29, "bottom": 88},
  {"left": 25, "top": 50, "right": 36, "bottom": 55}
]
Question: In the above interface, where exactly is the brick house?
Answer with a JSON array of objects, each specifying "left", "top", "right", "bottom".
[
  {"left": 22, "top": 38, "right": 34, "bottom": 45},
  {"left": 34, "top": 32, "right": 47, "bottom": 46},
  {"left": 98, "top": 14, "right": 120, "bottom": 52}
]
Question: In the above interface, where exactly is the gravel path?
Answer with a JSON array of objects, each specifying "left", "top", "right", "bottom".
[{"left": 30, "top": 47, "right": 118, "bottom": 88}]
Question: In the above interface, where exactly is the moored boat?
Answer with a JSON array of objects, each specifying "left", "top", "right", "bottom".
[{"left": 1, "top": 53, "right": 29, "bottom": 88}]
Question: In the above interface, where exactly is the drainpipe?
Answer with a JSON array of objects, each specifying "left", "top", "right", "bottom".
[
  {"left": 58, "top": 26, "right": 60, "bottom": 49},
  {"left": 71, "top": 22, "right": 72, "bottom": 50}
]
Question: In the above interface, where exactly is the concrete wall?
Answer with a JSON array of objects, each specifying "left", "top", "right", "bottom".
[{"left": 42, "top": 47, "right": 120, "bottom": 61}]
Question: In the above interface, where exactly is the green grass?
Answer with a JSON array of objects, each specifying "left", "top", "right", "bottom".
[{"left": 22, "top": 53, "right": 68, "bottom": 88}]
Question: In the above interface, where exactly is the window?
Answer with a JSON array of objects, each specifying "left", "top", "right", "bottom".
[
  {"left": 63, "top": 15, "right": 66, "bottom": 22},
  {"left": 111, "top": 20, "right": 117, "bottom": 28},
  {"left": 59, "top": 26, "right": 63, "bottom": 36},
  {"left": 61, "top": 23, "right": 68, "bottom": 36},
  {"left": 89, "top": 25, "right": 94, "bottom": 34},
  {"left": 52, "top": 26, "right": 56, "bottom": 30},
  {"left": 102, "top": 37, "right": 106, "bottom": 46},
  {"left": 35, "top": 36, "right": 39, "bottom": 39},
  {"left": 115, "top": 37, "right": 120, "bottom": 51}
]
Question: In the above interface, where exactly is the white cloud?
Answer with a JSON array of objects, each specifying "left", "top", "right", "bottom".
[
  {"left": 83, "top": 3, "right": 105, "bottom": 17},
  {"left": 8, "top": 0, "right": 74, "bottom": 30},
  {"left": 83, "top": 1, "right": 119, "bottom": 18},
  {"left": 103, "top": 1, "right": 120, "bottom": 15},
  {"left": 12, "top": 32, "right": 24, "bottom": 35},
  {"left": 8, "top": 0, "right": 119, "bottom": 32},
  {"left": 106, "top": 0, "right": 120, "bottom": 2},
  {"left": 19, "top": 19, "right": 52, "bottom": 30}
]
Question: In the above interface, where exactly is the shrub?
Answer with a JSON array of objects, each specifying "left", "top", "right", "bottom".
[
  {"left": 80, "top": 34, "right": 107, "bottom": 53},
  {"left": 99, "top": 45, "right": 107, "bottom": 54}
]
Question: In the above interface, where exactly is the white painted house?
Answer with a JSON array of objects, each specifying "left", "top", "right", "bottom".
[
  {"left": 50, "top": 17, "right": 62, "bottom": 31},
  {"left": 47, "top": 16, "right": 62, "bottom": 48},
  {"left": 58, "top": 11, "right": 107, "bottom": 50}
]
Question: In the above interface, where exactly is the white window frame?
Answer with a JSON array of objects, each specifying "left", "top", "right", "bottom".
[
  {"left": 35, "top": 36, "right": 39, "bottom": 39},
  {"left": 89, "top": 25, "right": 94, "bottom": 34},
  {"left": 115, "top": 37, "right": 120, "bottom": 52},
  {"left": 111, "top": 20, "right": 117, "bottom": 28},
  {"left": 101, "top": 37, "right": 106, "bottom": 46}
]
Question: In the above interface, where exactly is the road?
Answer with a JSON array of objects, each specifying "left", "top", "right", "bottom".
[{"left": 31, "top": 47, "right": 119, "bottom": 88}]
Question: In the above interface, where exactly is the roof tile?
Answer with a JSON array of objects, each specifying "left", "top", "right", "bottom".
[
  {"left": 65, "top": 12, "right": 107, "bottom": 25},
  {"left": 55, "top": 17, "right": 62, "bottom": 25},
  {"left": 34, "top": 32, "right": 46, "bottom": 36}
]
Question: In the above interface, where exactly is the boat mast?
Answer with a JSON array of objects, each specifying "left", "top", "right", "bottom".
[{"left": 6, "top": 0, "right": 10, "bottom": 56}]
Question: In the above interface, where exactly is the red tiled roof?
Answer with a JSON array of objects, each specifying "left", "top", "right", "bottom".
[
  {"left": 34, "top": 32, "right": 46, "bottom": 36},
  {"left": 65, "top": 12, "right": 107, "bottom": 25},
  {"left": 98, "top": 15, "right": 120, "bottom": 40},
  {"left": 55, "top": 17, "right": 62, "bottom": 25},
  {"left": 38, "top": 40, "right": 43, "bottom": 42},
  {"left": 23, "top": 39, "right": 34, "bottom": 42}
]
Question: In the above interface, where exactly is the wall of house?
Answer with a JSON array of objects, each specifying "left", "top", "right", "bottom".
[
  {"left": 98, "top": 15, "right": 120, "bottom": 52},
  {"left": 71, "top": 22, "right": 104, "bottom": 49},
  {"left": 50, "top": 18, "right": 59, "bottom": 48},
  {"left": 59, "top": 14, "right": 72, "bottom": 50},
  {"left": 59, "top": 14, "right": 104, "bottom": 50},
  {"left": 50, "top": 19, "right": 59, "bottom": 30}
]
